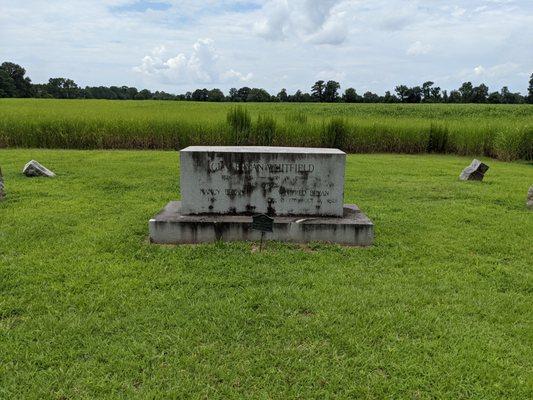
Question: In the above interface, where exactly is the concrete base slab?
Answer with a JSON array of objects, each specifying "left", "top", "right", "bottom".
[{"left": 149, "top": 201, "right": 374, "bottom": 246}]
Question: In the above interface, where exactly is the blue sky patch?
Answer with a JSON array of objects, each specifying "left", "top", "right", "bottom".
[{"left": 111, "top": 1, "right": 172, "bottom": 13}]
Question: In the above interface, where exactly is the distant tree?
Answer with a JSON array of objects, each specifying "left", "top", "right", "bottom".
[
  {"left": 135, "top": 89, "right": 152, "bottom": 100},
  {"left": 362, "top": 91, "right": 380, "bottom": 103},
  {"left": 191, "top": 88, "right": 209, "bottom": 101},
  {"left": 487, "top": 91, "right": 502, "bottom": 104},
  {"left": 0, "top": 68, "right": 17, "bottom": 97},
  {"left": 323, "top": 80, "right": 341, "bottom": 102},
  {"left": 301, "top": 92, "right": 313, "bottom": 102},
  {"left": 125, "top": 86, "right": 139, "bottom": 100},
  {"left": 277, "top": 88, "right": 288, "bottom": 102},
  {"left": 47, "top": 77, "right": 80, "bottom": 99},
  {"left": 208, "top": 88, "right": 224, "bottom": 102},
  {"left": 442, "top": 90, "right": 449, "bottom": 103},
  {"left": 228, "top": 88, "right": 239, "bottom": 101},
  {"left": 0, "top": 62, "right": 33, "bottom": 97},
  {"left": 395, "top": 85, "right": 409, "bottom": 102},
  {"left": 500, "top": 86, "right": 524, "bottom": 104},
  {"left": 422, "top": 81, "right": 434, "bottom": 101},
  {"left": 343, "top": 88, "right": 360, "bottom": 103},
  {"left": 383, "top": 91, "right": 398, "bottom": 103},
  {"left": 402, "top": 86, "right": 422, "bottom": 103},
  {"left": 237, "top": 87, "right": 251, "bottom": 102},
  {"left": 527, "top": 73, "right": 533, "bottom": 104},
  {"left": 247, "top": 88, "right": 271, "bottom": 102},
  {"left": 448, "top": 90, "right": 462, "bottom": 103},
  {"left": 430, "top": 86, "right": 442, "bottom": 102},
  {"left": 152, "top": 90, "right": 175, "bottom": 100},
  {"left": 471, "top": 84, "right": 489, "bottom": 103},
  {"left": 458, "top": 82, "right": 473, "bottom": 103},
  {"left": 311, "top": 80, "right": 325, "bottom": 101}
]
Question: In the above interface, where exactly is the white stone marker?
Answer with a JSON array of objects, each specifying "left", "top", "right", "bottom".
[
  {"left": 180, "top": 146, "right": 345, "bottom": 217},
  {"left": 149, "top": 146, "right": 374, "bottom": 246}
]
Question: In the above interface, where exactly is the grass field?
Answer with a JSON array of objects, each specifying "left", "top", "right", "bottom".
[
  {"left": 1, "top": 99, "right": 532, "bottom": 161},
  {"left": 0, "top": 149, "right": 531, "bottom": 398}
]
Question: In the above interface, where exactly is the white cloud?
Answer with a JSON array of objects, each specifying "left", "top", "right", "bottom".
[
  {"left": 315, "top": 69, "right": 346, "bottom": 82},
  {"left": 253, "top": 0, "right": 349, "bottom": 45},
  {"left": 134, "top": 39, "right": 251, "bottom": 85},
  {"left": 406, "top": 41, "right": 432, "bottom": 56},
  {"left": 471, "top": 63, "right": 520, "bottom": 78},
  {"left": 221, "top": 69, "right": 253, "bottom": 83}
]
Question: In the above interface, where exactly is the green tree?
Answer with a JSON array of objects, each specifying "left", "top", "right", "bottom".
[
  {"left": 135, "top": 89, "right": 153, "bottom": 100},
  {"left": 487, "top": 91, "right": 502, "bottom": 104},
  {"left": 448, "top": 90, "right": 462, "bottom": 103},
  {"left": 383, "top": 91, "right": 398, "bottom": 103},
  {"left": 323, "top": 80, "right": 340, "bottom": 102},
  {"left": 277, "top": 88, "right": 288, "bottom": 102},
  {"left": 422, "top": 81, "right": 434, "bottom": 101},
  {"left": 0, "top": 62, "right": 33, "bottom": 97},
  {"left": 363, "top": 91, "right": 380, "bottom": 103},
  {"left": 500, "top": 86, "right": 524, "bottom": 104},
  {"left": 208, "top": 88, "right": 225, "bottom": 102},
  {"left": 47, "top": 78, "right": 80, "bottom": 99},
  {"left": 191, "top": 88, "right": 209, "bottom": 101},
  {"left": 458, "top": 82, "right": 473, "bottom": 102},
  {"left": 290, "top": 90, "right": 303, "bottom": 102},
  {"left": 395, "top": 85, "right": 409, "bottom": 102},
  {"left": 430, "top": 86, "right": 442, "bottom": 102},
  {"left": 471, "top": 84, "right": 489, "bottom": 103},
  {"left": 0, "top": 69, "right": 17, "bottom": 97},
  {"left": 311, "top": 80, "right": 325, "bottom": 101},
  {"left": 247, "top": 88, "right": 271, "bottom": 102},
  {"left": 228, "top": 88, "right": 239, "bottom": 101},
  {"left": 343, "top": 88, "right": 360, "bottom": 103},
  {"left": 237, "top": 87, "right": 251, "bottom": 102}
]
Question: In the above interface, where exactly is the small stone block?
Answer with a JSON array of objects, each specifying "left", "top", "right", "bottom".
[
  {"left": 22, "top": 160, "right": 56, "bottom": 177},
  {"left": 527, "top": 186, "right": 533, "bottom": 210},
  {"left": 149, "top": 201, "right": 374, "bottom": 246},
  {"left": 460, "top": 159, "right": 489, "bottom": 181}
]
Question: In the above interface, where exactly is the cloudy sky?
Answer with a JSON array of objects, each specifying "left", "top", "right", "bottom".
[{"left": 1, "top": 0, "right": 532, "bottom": 94}]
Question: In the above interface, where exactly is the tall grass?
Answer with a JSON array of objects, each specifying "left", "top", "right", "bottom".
[{"left": 0, "top": 99, "right": 531, "bottom": 161}]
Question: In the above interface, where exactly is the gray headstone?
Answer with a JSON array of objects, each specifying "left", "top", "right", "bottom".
[
  {"left": 0, "top": 167, "right": 4, "bottom": 200},
  {"left": 180, "top": 146, "right": 346, "bottom": 217},
  {"left": 459, "top": 159, "right": 489, "bottom": 181},
  {"left": 527, "top": 186, "right": 533, "bottom": 210},
  {"left": 22, "top": 160, "right": 56, "bottom": 177}
]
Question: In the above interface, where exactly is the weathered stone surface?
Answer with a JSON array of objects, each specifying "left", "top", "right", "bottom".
[
  {"left": 0, "top": 167, "right": 5, "bottom": 200},
  {"left": 459, "top": 159, "right": 489, "bottom": 181},
  {"left": 22, "top": 160, "right": 55, "bottom": 177},
  {"left": 180, "top": 146, "right": 346, "bottom": 217},
  {"left": 527, "top": 186, "right": 533, "bottom": 210},
  {"left": 149, "top": 201, "right": 374, "bottom": 246}
]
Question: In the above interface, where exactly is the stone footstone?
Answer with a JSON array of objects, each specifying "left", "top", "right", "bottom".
[
  {"left": 459, "top": 159, "right": 489, "bottom": 181},
  {"left": 149, "top": 201, "right": 374, "bottom": 246},
  {"left": 23, "top": 160, "right": 56, "bottom": 177},
  {"left": 527, "top": 186, "right": 533, "bottom": 210}
]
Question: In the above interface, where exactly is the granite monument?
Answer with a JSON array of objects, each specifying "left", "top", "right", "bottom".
[{"left": 150, "top": 146, "right": 374, "bottom": 246}]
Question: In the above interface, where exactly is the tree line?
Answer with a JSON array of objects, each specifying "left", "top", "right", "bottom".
[{"left": 1, "top": 61, "right": 532, "bottom": 104}]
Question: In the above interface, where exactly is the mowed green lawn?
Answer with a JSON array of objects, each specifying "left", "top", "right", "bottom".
[{"left": 0, "top": 149, "right": 531, "bottom": 399}]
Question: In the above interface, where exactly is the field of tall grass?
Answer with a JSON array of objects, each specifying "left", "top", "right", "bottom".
[{"left": 0, "top": 99, "right": 531, "bottom": 160}]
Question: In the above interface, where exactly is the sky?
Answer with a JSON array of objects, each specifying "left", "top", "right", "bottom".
[{"left": 1, "top": 0, "right": 532, "bottom": 95}]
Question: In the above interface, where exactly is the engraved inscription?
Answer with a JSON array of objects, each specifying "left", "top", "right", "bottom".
[{"left": 181, "top": 147, "right": 345, "bottom": 216}]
